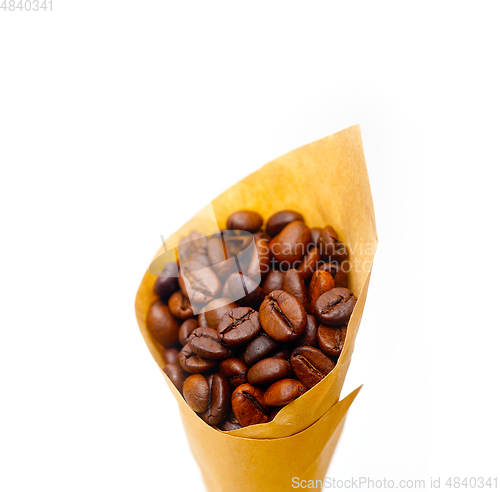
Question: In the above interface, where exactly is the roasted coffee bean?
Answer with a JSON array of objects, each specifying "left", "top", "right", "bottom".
[
  {"left": 269, "top": 221, "right": 311, "bottom": 265},
  {"left": 252, "top": 230, "right": 271, "bottom": 242},
  {"left": 295, "top": 314, "right": 318, "bottom": 348},
  {"left": 219, "top": 412, "right": 243, "bottom": 431},
  {"left": 318, "top": 261, "right": 349, "bottom": 288},
  {"left": 309, "top": 270, "right": 336, "bottom": 312},
  {"left": 246, "top": 237, "right": 271, "bottom": 282},
  {"left": 227, "top": 210, "right": 263, "bottom": 232},
  {"left": 223, "top": 233, "right": 253, "bottom": 258},
  {"left": 178, "top": 231, "right": 207, "bottom": 261},
  {"left": 282, "top": 269, "right": 310, "bottom": 313},
  {"left": 319, "top": 226, "right": 348, "bottom": 262},
  {"left": 198, "top": 311, "right": 209, "bottom": 327},
  {"left": 290, "top": 346, "right": 336, "bottom": 389},
  {"left": 147, "top": 300, "right": 180, "bottom": 347},
  {"left": 168, "top": 290, "right": 194, "bottom": 320},
  {"left": 163, "top": 363, "right": 188, "bottom": 393},
  {"left": 153, "top": 261, "right": 179, "bottom": 301},
  {"left": 179, "top": 318, "right": 198, "bottom": 346},
  {"left": 163, "top": 347, "right": 180, "bottom": 365},
  {"left": 180, "top": 260, "right": 221, "bottom": 304},
  {"left": 231, "top": 383, "right": 269, "bottom": 427},
  {"left": 178, "top": 344, "right": 218, "bottom": 374},
  {"left": 243, "top": 334, "right": 279, "bottom": 367},
  {"left": 204, "top": 298, "right": 239, "bottom": 329},
  {"left": 259, "top": 290, "right": 307, "bottom": 342},
  {"left": 266, "top": 210, "right": 304, "bottom": 237},
  {"left": 219, "top": 358, "right": 248, "bottom": 388},
  {"left": 273, "top": 345, "right": 293, "bottom": 360},
  {"left": 317, "top": 324, "right": 347, "bottom": 358},
  {"left": 183, "top": 374, "right": 210, "bottom": 413},
  {"left": 207, "top": 237, "right": 234, "bottom": 278},
  {"left": 310, "top": 227, "right": 322, "bottom": 247},
  {"left": 268, "top": 407, "right": 283, "bottom": 421},
  {"left": 247, "top": 357, "right": 292, "bottom": 385},
  {"left": 218, "top": 307, "right": 261, "bottom": 347},
  {"left": 297, "top": 247, "right": 322, "bottom": 281},
  {"left": 222, "top": 273, "right": 265, "bottom": 310},
  {"left": 200, "top": 373, "right": 231, "bottom": 425},
  {"left": 263, "top": 379, "right": 307, "bottom": 407},
  {"left": 261, "top": 269, "right": 285, "bottom": 294},
  {"left": 187, "top": 327, "right": 234, "bottom": 360},
  {"left": 314, "top": 287, "right": 357, "bottom": 326}
]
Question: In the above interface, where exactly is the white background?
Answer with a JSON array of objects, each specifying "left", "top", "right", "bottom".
[{"left": 1, "top": 2, "right": 499, "bottom": 491}]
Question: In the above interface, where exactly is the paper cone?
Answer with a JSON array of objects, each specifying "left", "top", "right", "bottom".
[{"left": 135, "top": 125, "right": 377, "bottom": 490}]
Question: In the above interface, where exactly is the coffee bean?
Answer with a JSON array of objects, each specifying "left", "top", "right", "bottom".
[
  {"left": 227, "top": 211, "right": 263, "bottom": 232},
  {"left": 204, "top": 298, "right": 239, "bottom": 329},
  {"left": 243, "top": 334, "right": 279, "bottom": 367},
  {"left": 319, "top": 226, "right": 348, "bottom": 262},
  {"left": 200, "top": 373, "right": 231, "bottom": 425},
  {"left": 290, "top": 346, "right": 336, "bottom": 389},
  {"left": 153, "top": 261, "right": 179, "bottom": 301},
  {"left": 269, "top": 221, "right": 311, "bottom": 265},
  {"left": 222, "top": 273, "right": 265, "bottom": 310},
  {"left": 168, "top": 290, "right": 194, "bottom": 320},
  {"left": 231, "top": 383, "right": 269, "bottom": 427},
  {"left": 314, "top": 287, "right": 357, "bottom": 326},
  {"left": 261, "top": 269, "right": 285, "bottom": 294},
  {"left": 179, "top": 318, "right": 198, "bottom": 346},
  {"left": 273, "top": 345, "right": 293, "bottom": 360},
  {"left": 178, "top": 344, "right": 218, "bottom": 374},
  {"left": 317, "top": 324, "right": 347, "bottom": 358},
  {"left": 297, "top": 247, "right": 322, "bottom": 281},
  {"left": 187, "top": 327, "right": 234, "bottom": 360},
  {"left": 318, "top": 261, "right": 349, "bottom": 288},
  {"left": 219, "top": 412, "right": 243, "bottom": 431},
  {"left": 309, "top": 270, "right": 336, "bottom": 312},
  {"left": 263, "top": 379, "right": 307, "bottom": 407},
  {"left": 198, "top": 310, "right": 209, "bottom": 327},
  {"left": 147, "top": 300, "right": 180, "bottom": 347},
  {"left": 246, "top": 237, "right": 271, "bottom": 282},
  {"left": 259, "top": 290, "right": 307, "bottom": 342},
  {"left": 282, "top": 269, "right": 310, "bottom": 313},
  {"left": 219, "top": 358, "right": 248, "bottom": 388},
  {"left": 295, "top": 314, "right": 318, "bottom": 348},
  {"left": 163, "top": 347, "right": 180, "bottom": 365},
  {"left": 310, "top": 227, "right": 322, "bottom": 247},
  {"left": 266, "top": 210, "right": 304, "bottom": 237},
  {"left": 268, "top": 407, "right": 283, "bottom": 421},
  {"left": 177, "top": 231, "right": 207, "bottom": 262},
  {"left": 207, "top": 236, "right": 234, "bottom": 278},
  {"left": 180, "top": 260, "right": 221, "bottom": 304},
  {"left": 183, "top": 374, "right": 210, "bottom": 413},
  {"left": 163, "top": 363, "right": 188, "bottom": 393},
  {"left": 247, "top": 357, "right": 292, "bottom": 385},
  {"left": 218, "top": 307, "right": 261, "bottom": 347}
]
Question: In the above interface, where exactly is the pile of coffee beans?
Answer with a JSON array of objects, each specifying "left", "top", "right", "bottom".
[{"left": 148, "top": 210, "right": 357, "bottom": 430}]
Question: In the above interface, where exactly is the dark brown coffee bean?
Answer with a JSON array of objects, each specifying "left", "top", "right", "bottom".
[
  {"left": 222, "top": 273, "right": 265, "bottom": 310},
  {"left": 247, "top": 357, "right": 292, "bottom": 385},
  {"left": 199, "top": 373, "right": 231, "bottom": 425},
  {"left": 297, "top": 247, "right": 322, "bottom": 281},
  {"left": 290, "top": 346, "right": 336, "bottom": 389},
  {"left": 183, "top": 374, "right": 210, "bottom": 413},
  {"left": 317, "top": 324, "right": 347, "bottom": 358},
  {"left": 231, "top": 383, "right": 269, "bottom": 427},
  {"left": 282, "top": 269, "right": 310, "bottom": 313},
  {"left": 295, "top": 314, "right": 318, "bottom": 348},
  {"left": 178, "top": 344, "right": 218, "bottom": 374},
  {"left": 269, "top": 221, "right": 311, "bottom": 265},
  {"left": 262, "top": 269, "right": 285, "bottom": 294},
  {"left": 219, "top": 412, "right": 243, "bottom": 431},
  {"left": 243, "top": 334, "right": 279, "bottom": 367},
  {"left": 168, "top": 290, "right": 194, "bottom": 320},
  {"left": 310, "top": 227, "right": 322, "bottom": 247},
  {"left": 179, "top": 318, "right": 198, "bottom": 346},
  {"left": 204, "top": 298, "right": 239, "bottom": 329},
  {"left": 227, "top": 210, "right": 263, "bottom": 232},
  {"left": 266, "top": 210, "right": 305, "bottom": 237},
  {"left": 314, "top": 287, "right": 357, "bottom": 326},
  {"left": 218, "top": 307, "right": 261, "bottom": 347},
  {"left": 198, "top": 311, "right": 209, "bottom": 327},
  {"left": 163, "top": 347, "right": 180, "bottom": 365},
  {"left": 219, "top": 358, "right": 248, "bottom": 388},
  {"left": 179, "top": 260, "right": 221, "bottom": 304},
  {"left": 187, "top": 327, "right": 234, "bottom": 360},
  {"left": 163, "top": 363, "right": 188, "bottom": 393},
  {"left": 273, "top": 345, "right": 293, "bottom": 360},
  {"left": 153, "top": 261, "right": 179, "bottom": 301},
  {"left": 246, "top": 237, "right": 271, "bottom": 282},
  {"left": 263, "top": 379, "right": 307, "bottom": 406},
  {"left": 259, "top": 290, "right": 307, "bottom": 342},
  {"left": 318, "top": 261, "right": 349, "bottom": 288},
  {"left": 147, "top": 300, "right": 180, "bottom": 347},
  {"left": 309, "top": 270, "right": 336, "bottom": 312},
  {"left": 319, "top": 226, "right": 349, "bottom": 262}
]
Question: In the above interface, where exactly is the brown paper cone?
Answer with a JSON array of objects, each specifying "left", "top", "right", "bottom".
[{"left": 135, "top": 125, "right": 377, "bottom": 490}]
